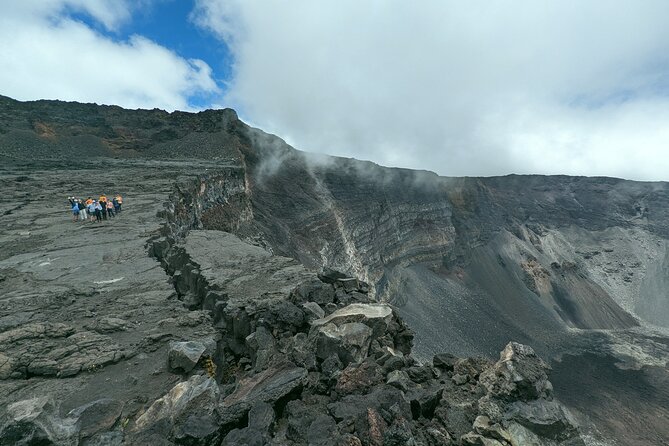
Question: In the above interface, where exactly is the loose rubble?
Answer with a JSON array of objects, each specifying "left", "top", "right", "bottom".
[
  {"left": 124, "top": 262, "right": 586, "bottom": 445},
  {"left": 0, "top": 252, "right": 586, "bottom": 445}
]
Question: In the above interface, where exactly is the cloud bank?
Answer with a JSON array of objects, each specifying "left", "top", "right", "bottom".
[
  {"left": 0, "top": 0, "right": 219, "bottom": 111},
  {"left": 193, "top": 1, "right": 669, "bottom": 180}
]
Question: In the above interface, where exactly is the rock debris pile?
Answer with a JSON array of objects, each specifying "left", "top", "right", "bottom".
[
  {"left": 0, "top": 257, "right": 584, "bottom": 445},
  {"left": 123, "top": 267, "right": 584, "bottom": 445}
]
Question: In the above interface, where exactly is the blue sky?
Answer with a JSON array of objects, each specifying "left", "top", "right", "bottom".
[
  {"left": 2, "top": 1, "right": 669, "bottom": 180},
  {"left": 71, "top": 0, "right": 232, "bottom": 108}
]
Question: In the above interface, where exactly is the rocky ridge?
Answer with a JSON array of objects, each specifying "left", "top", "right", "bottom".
[
  {"left": 0, "top": 159, "right": 585, "bottom": 445},
  {"left": 127, "top": 179, "right": 586, "bottom": 445}
]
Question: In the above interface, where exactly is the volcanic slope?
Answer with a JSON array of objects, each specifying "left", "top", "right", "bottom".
[{"left": 1, "top": 95, "right": 669, "bottom": 444}]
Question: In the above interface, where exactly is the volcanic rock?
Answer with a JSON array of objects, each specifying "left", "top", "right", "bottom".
[
  {"left": 386, "top": 369, "right": 411, "bottom": 392},
  {"left": 311, "top": 303, "right": 394, "bottom": 339},
  {"left": 432, "top": 352, "right": 458, "bottom": 371},
  {"left": 67, "top": 398, "right": 124, "bottom": 440},
  {"left": 479, "top": 342, "right": 552, "bottom": 402},
  {"left": 168, "top": 340, "right": 207, "bottom": 373},
  {"left": 314, "top": 322, "right": 373, "bottom": 365},
  {"left": 0, "top": 397, "right": 77, "bottom": 445},
  {"left": 132, "top": 374, "right": 221, "bottom": 444},
  {"left": 219, "top": 362, "right": 307, "bottom": 424}
]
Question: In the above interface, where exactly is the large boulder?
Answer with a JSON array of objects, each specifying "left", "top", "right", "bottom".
[
  {"left": 472, "top": 415, "right": 512, "bottom": 444},
  {"left": 317, "top": 268, "right": 370, "bottom": 294},
  {"left": 168, "top": 339, "right": 216, "bottom": 373},
  {"left": 386, "top": 370, "right": 411, "bottom": 392},
  {"left": 291, "top": 279, "right": 336, "bottom": 306},
  {"left": 335, "top": 360, "right": 384, "bottom": 395},
  {"left": 327, "top": 386, "right": 411, "bottom": 443},
  {"left": 302, "top": 302, "right": 325, "bottom": 322},
  {"left": 245, "top": 325, "right": 277, "bottom": 372},
  {"left": 0, "top": 397, "right": 78, "bottom": 446},
  {"left": 310, "top": 303, "right": 399, "bottom": 366},
  {"left": 479, "top": 342, "right": 552, "bottom": 402},
  {"left": 67, "top": 398, "right": 124, "bottom": 440},
  {"left": 317, "top": 268, "right": 350, "bottom": 284},
  {"left": 219, "top": 362, "right": 307, "bottom": 425},
  {"left": 314, "top": 322, "right": 373, "bottom": 365},
  {"left": 476, "top": 342, "right": 584, "bottom": 445},
  {"left": 311, "top": 304, "right": 393, "bottom": 339},
  {"left": 220, "top": 401, "right": 275, "bottom": 446},
  {"left": 461, "top": 432, "right": 506, "bottom": 446},
  {"left": 504, "top": 400, "right": 582, "bottom": 443},
  {"left": 432, "top": 352, "right": 458, "bottom": 372},
  {"left": 132, "top": 374, "right": 221, "bottom": 445},
  {"left": 407, "top": 386, "right": 443, "bottom": 420},
  {"left": 504, "top": 421, "right": 585, "bottom": 446}
]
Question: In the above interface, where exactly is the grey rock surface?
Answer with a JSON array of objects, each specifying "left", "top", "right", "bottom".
[
  {"left": 0, "top": 161, "right": 222, "bottom": 445},
  {"left": 131, "top": 373, "right": 221, "bottom": 444},
  {"left": 168, "top": 341, "right": 207, "bottom": 373},
  {"left": 219, "top": 362, "right": 307, "bottom": 425}
]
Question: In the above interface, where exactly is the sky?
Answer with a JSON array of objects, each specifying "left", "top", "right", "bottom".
[{"left": 1, "top": 1, "right": 669, "bottom": 181}]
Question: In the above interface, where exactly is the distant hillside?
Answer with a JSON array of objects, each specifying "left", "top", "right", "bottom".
[{"left": 0, "top": 95, "right": 241, "bottom": 160}]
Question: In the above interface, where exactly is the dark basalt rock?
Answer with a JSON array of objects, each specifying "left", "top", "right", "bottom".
[
  {"left": 219, "top": 362, "right": 308, "bottom": 425},
  {"left": 168, "top": 340, "right": 207, "bottom": 373},
  {"left": 67, "top": 398, "right": 124, "bottom": 440},
  {"left": 432, "top": 352, "right": 458, "bottom": 371},
  {"left": 479, "top": 342, "right": 553, "bottom": 402},
  {"left": 0, "top": 397, "right": 77, "bottom": 445},
  {"left": 318, "top": 268, "right": 350, "bottom": 284},
  {"left": 130, "top": 374, "right": 222, "bottom": 445}
]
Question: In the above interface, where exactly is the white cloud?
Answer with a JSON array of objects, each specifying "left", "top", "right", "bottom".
[
  {"left": 9, "top": 0, "right": 132, "bottom": 31},
  {"left": 193, "top": 0, "right": 669, "bottom": 180},
  {"left": 0, "top": 0, "right": 220, "bottom": 111}
]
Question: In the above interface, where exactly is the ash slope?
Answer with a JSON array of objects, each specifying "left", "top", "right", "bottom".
[{"left": 2, "top": 96, "right": 669, "bottom": 444}]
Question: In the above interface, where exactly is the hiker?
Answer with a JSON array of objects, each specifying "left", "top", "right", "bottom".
[
  {"left": 87, "top": 200, "right": 97, "bottom": 222},
  {"left": 94, "top": 200, "right": 103, "bottom": 222},
  {"left": 65, "top": 194, "right": 124, "bottom": 222},
  {"left": 99, "top": 196, "right": 108, "bottom": 220},
  {"left": 77, "top": 199, "right": 87, "bottom": 221},
  {"left": 106, "top": 200, "right": 115, "bottom": 218},
  {"left": 71, "top": 201, "right": 79, "bottom": 222}
]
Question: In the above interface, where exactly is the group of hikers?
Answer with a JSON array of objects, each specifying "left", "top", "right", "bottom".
[{"left": 68, "top": 195, "right": 123, "bottom": 223}]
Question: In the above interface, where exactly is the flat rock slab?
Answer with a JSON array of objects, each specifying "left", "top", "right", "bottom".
[
  {"left": 220, "top": 362, "right": 307, "bottom": 424},
  {"left": 312, "top": 303, "right": 393, "bottom": 327},
  {"left": 132, "top": 374, "right": 221, "bottom": 444},
  {"left": 0, "top": 163, "right": 220, "bottom": 441},
  {"left": 67, "top": 398, "right": 123, "bottom": 439},
  {"left": 183, "top": 230, "right": 314, "bottom": 307},
  {"left": 312, "top": 303, "right": 393, "bottom": 339},
  {"left": 314, "top": 322, "right": 373, "bottom": 364}
]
